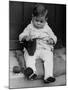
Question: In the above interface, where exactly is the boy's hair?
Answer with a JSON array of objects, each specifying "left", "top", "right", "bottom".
[{"left": 32, "top": 4, "right": 48, "bottom": 17}]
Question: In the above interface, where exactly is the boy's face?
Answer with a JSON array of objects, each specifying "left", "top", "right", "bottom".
[{"left": 32, "top": 16, "right": 46, "bottom": 29}]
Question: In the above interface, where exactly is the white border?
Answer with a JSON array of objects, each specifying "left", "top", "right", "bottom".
[
  {"left": 0, "top": 0, "right": 9, "bottom": 90},
  {"left": 0, "top": 0, "right": 68, "bottom": 90},
  {"left": 10, "top": 0, "right": 67, "bottom": 4}
]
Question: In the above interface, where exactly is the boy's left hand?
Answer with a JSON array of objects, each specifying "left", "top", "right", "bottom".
[{"left": 47, "top": 38, "right": 55, "bottom": 45}]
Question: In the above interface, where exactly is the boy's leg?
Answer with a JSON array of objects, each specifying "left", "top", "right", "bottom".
[
  {"left": 24, "top": 54, "right": 37, "bottom": 73},
  {"left": 26, "top": 56, "right": 36, "bottom": 72},
  {"left": 42, "top": 50, "right": 54, "bottom": 80},
  {"left": 24, "top": 50, "right": 37, "bottom": 80},
  {"left": 24, "top": 48, "right": 36, "bottom": 72}
]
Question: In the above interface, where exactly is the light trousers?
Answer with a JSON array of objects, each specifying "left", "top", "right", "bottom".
[{"left": 24, "top": 47, "right": 53, "bottom": 80}]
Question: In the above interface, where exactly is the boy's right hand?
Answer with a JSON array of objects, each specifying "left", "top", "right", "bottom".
[
  {"left": 19, "top": 36, "right": 31, "bottom": 42},
  {"left": 19, "top": 35, "right": 26, "bottom": 42},
  {"left": 25, "top": 36, "right": 31, "bottom": 41}
]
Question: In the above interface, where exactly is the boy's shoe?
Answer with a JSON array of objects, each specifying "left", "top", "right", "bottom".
[
  {"left": 43, "top": 80, "right": 50, "bottom": 84},
  {"left": 29, "top": 73, "right": 37, "bottom": 80},
  {"left": 24, "top": 67, "right": 33, "bottom": 79},
  {"left": 24, "top": 67, "right": 37, "bottom": 80},
  {"left": 44, "top": 77, "right": 56, "bottom": 84}
]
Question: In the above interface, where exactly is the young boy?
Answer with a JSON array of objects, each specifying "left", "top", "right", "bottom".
[{"left": 19, "top": 4, "right": 57, "bottom": 83}]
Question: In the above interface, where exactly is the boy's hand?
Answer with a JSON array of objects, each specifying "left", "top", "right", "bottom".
[
  {"left": 19, "top": 35, "right": 32, "bottom": 42},
  {"left": 47, "top": 38, "right": 55, "bottom": 45},
  {"left": 25, "top": 36, "right": 31, "bottom": 41}
]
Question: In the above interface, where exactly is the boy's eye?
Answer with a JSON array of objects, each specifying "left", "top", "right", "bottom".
[
  {"left": 35, "top": 19, "right": 44, "bottom": 23},
  {"left": 40, "top": 21, "right": 43, "bottom": 23},
  {"left": 36, "top": 19, "right": 39, "bottom": 22}
]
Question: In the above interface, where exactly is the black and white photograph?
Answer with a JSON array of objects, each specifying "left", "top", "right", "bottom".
[{"left": 9, "top": 0, "right": 66, "bottom": 89}]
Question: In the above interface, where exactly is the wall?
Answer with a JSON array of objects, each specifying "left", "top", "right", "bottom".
[{"left": 55, "top": 5, "right": 66, "bottom": 46}]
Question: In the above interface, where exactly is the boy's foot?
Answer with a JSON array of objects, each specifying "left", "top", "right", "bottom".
[
  {"left": 24, "top": 67, "right": 33, "bottom": 79},
  {"left": 24, "top": 67, "right": 37, "bottom": 80},
  {"left": 43, "top": 80, "right": 50, "bottom": 83},
  {"left": 44, "top": 77, "right": 56, "bottom": 84},
  {"left": 29, "top": 73, "right": 37, "bottom": 80},
  {"left": 47, "top": 77, "right": 56, "bottom": 82}
]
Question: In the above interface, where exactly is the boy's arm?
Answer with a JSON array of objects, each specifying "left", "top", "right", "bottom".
[
  {"left": 49, "top": 30, "right": 57, "bottom": 44},
  {"left": 47, "top": 25, "right": 57, "bottom": 44},
  {"left": 19, "top": 25, "right": 30, "bottom": 41}
]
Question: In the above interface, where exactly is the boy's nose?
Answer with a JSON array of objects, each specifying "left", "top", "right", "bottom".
[{"left": 37, "top": 22, "right": 40, "bottom": 25}]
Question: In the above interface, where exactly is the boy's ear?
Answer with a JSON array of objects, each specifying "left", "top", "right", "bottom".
[
  {"left": 45, "top": 9, "right": 48, "bottom": 17},
  {"left": 32, "top": 14, "right": 35, "bottom": 20}
]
